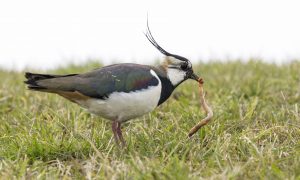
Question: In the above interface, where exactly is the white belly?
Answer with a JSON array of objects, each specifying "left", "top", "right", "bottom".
[{"left": 77, "top": 69, "right": 162, "bottom": 122}]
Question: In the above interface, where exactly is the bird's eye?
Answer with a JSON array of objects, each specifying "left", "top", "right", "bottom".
[{"left": 180, "top": 63, "right": 188, "bottom": 70}]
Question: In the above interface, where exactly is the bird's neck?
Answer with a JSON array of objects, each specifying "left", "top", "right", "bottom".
[{"left": 153, "top": 65, "right": 178, "bottom": 106}]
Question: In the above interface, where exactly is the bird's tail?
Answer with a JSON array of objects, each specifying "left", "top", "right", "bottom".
[{"left": 24, "top": 72, "right": 77, "bottom": 91}]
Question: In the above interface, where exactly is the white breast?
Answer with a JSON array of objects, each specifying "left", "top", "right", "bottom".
[{"left": 77, "top": 69, "right": 162, "bottom": 122}]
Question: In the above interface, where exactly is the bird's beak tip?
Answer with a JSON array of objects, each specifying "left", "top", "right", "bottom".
[{"left": 190, "top": 73, "right": 200, "bottom": 81}]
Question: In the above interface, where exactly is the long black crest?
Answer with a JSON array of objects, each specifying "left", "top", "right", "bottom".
[{"left": 144, "top": 21, "right": 188, "bottom": 62}]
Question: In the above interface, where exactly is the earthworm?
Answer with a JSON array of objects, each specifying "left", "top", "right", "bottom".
[{"left": 188, "top": 78, "right": 213, "bottom": 137}]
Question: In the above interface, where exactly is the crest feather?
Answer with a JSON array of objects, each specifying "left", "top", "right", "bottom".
[{"left": 144, "top": 20, "right": 188, "bottom": 62}]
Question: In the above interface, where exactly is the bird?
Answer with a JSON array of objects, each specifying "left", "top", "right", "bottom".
[{"left": 24, "top": 23, "right": 199, "bottom": 146}]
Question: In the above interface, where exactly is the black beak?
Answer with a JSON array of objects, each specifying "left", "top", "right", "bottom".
[{"left": 189, "top": 72, "right": 199, "bottom": 81}]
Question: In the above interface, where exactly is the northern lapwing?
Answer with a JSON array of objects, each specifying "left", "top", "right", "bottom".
[{"left": 24, "top": 24, "right": 199, "bottom": 146}]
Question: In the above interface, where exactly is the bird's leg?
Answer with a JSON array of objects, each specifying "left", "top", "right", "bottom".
[
  {"left": 112, "top": 121, "right": 120, "bottom": 145},
  {"left": 116, "top": 122, "right": 126, "bottom": 146},
  {"left": 112, "top": 121, "right": 126, "bottom": 147}
]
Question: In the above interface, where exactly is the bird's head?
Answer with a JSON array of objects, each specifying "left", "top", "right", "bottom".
[{"left": 145, "top": 23, "right": 199, "bottom": 87}]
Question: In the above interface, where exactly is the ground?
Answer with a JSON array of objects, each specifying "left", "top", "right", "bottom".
[{"left": 0, "top": 60, "right": 300, "bottom": 179}]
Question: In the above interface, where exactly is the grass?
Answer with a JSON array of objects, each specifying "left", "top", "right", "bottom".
[{"left": 0, "top": 60, "right": 300, "bottom": 179}]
